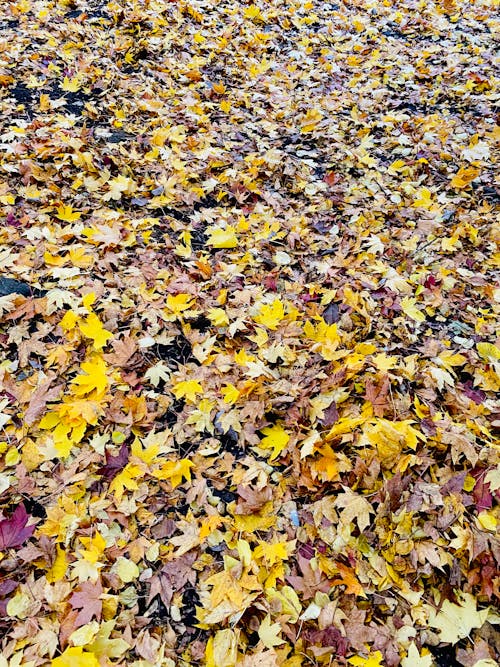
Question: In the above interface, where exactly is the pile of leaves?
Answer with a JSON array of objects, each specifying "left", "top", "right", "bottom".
[{"left": 0, "top": 0, "right": 498, "bottom": 664}]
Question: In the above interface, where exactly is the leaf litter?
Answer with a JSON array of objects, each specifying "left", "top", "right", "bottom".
[{"left": 0, "top": 0, "right": 499, "bottom": 665}]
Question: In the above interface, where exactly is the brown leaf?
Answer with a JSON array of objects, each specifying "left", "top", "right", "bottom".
[
  {"left": 103, "top": 335, "right": 138, "bottom": 367},
  {"left": 365, "top": 375, "right": 390, "bottom": 418},
  {"left": 24, "top": 373, "right": 63, "bottom": 425},
  {"left": 234, "top": 484, "right": 273, "bottom": 514},
  {"left": 69, "top": 579, "right": 103, "bottom": 627}
]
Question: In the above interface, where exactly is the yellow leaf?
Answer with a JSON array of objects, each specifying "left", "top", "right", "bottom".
[
  {"left": 254, "top": 541, "right": 289, "bottom": 567},
  {"left": 39, "top": 92, "right": 51, "bottom": 111},
  {"left": 258, "top": 614, "right": 284, "bottom": 648},
  {"left": 244, "top": 4, "right": 265, "bottom": 21},
  {"left": 60, "top": 310, "right": 78, "bottom": 332},
  {"left": 477, "top": 342, "right": 500, "bottom": 362},
  {"left": 109, "top": 464, "right": 142, "bottom": 502},
  {"left": 208, "top": 307, "right": 229, "bottom": 327},
  {"left": 207, "top": 226, "right": 238, "bottom": 249},
  {"left": 400, "top": 296, "right": 426, "bottom": 322},
  {"left": 476, "top": 511, "right": 497, "bottom": 532},
  {"left": 304, "top": 319, "right": 341, "bottom": 360},
  {"left": 259, "top": 423, "right": 290, "bottom": 461},
  {"left": 60, "top": 76, "right": 82, "bottom": 92},
  {"left": 69, "top": 247, "right": 93, "bottom": 268},
  {"left": 172, "top": 379, "right": 203, "bottom": 402},
  {"left": 46, "top": 545, "right": 68, "bottom": 583},
  {"left": 413, "top": 187, "right": 434, "bottom": 209},
  {"left": 78, "top": 313, "right": 113, "bottom": 350},
  {"left": 300, "top": 107, "right": 323, "bottom": 133},
  {"left": 71, "top": 356, "right": 109, "bottom": 397},
  {"left": 371, "top": 353, "right": 397, "bottom": 372},
  {"left": 131, "top": 437, "right": 159, "bottom": 465},
  {"left": 254, "top": 299, "right": 285, "bottom": 330},
  {"left": 166, "top": 293, "right": 195, "bottom": 315},
  {"left": 335, "top": 487, "right": 373, "bottom": 533},
  {"left": 114, "top": 557, "right": 140, "bottom": 583},
  {"left": 82, "top": 292, "right": 96, "bottom": 310},
  {"left": 387, "top": 159, "right": 406, "bottom": 174},
  {"left": 231, "top": 504, "right": 276, "bottom": 533},
  {"left": 222, "top": 384, "right": 240, "bottom": 404},
  {"left": 55, "top": 204, "right": 81, "bottom": 222},
  {"left": 401, "top": 643, "right": 433, "bottom": 667},
  {"left": 265, "top": 586, "right": 302, "bottom": 623},
  {"left": 6, "top": 591, "right": 30, "bottom": 619},
  {"left": 69, "top": 621, "right": 100, "bottom": 647},
  {"left": 44, "top": 251, "right": 66, "bottom": 266},
  {"left": 426, "top": 592, "right": 489, "bottom": 644},
  {"left": 450, "top": 166, "right": 480, "bottom": 188},
  {"left": 206, "top": 629, "right": 238, "bottom": 667},
  {"left": 87, "top": 620, "right": 130, "bottom": 659},
  {"left": 78, "top": 531, "right": 106, "bottom": 563},
  {"left": 153, "top": 459, "right": 193, "bottom": 489},
  {"left": 438, "top": 350, "right": 467, "bottom": 370},
  {"left": 200, "top": 515, "right": 225, "bottom": 540},
  {"left": 103, "top": 174, "right": 134, "bottom": 201},
  {"left": 349, "top": 651, "right": 384, "bottom": 667},
  {"left": 52, "top": 647, "right": 100, "bottom": 667}
]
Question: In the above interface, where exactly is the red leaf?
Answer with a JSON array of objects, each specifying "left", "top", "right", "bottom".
[{"left": 0, "top": 505, "right": 36, "bottom": 550}]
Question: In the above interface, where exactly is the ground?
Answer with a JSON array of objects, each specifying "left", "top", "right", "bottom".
[{"left": 0, "top": 0, "right": 499, "bottom": 665}]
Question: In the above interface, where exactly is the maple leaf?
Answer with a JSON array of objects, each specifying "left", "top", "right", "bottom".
[
  {"left": 450, "top": 166, "right": 480, "bottom": 188},
  {"left": 259, "top": 423, "right": 290, "bottom": 461},
  {"left": 0, "top": 505, "right": 36, "bottom": 549},
  {"left": 254, "top": 541, "right": 290, "bottom": 567},
  {"left": 60, "top": 75, "right": 82, "bottom": 92},
  {"left": 109, "top": 463, "right": 143, "bottom": 501},
  {"left": 172, "top": 379, "right": 203, "bottom": 402},
  {"left": 258, "top": 615, "right": 285, "bottom": 648},
  {"left": 46, "top": 545, "right": 68, "bottom": 583},
  {"left": 102, "top": 174, "right": 135, "bottom": 200},
  {"left": 166, "top": 293, "right": 196, "bottom": 315},
  {"left": 365, "top": 375, "right": 390, "bottom": 417},
  {"left": 254, "top": 299, "right": 285, "bottom": 330},
  {"left": 69, "top": 579, "right": 103, "bottom": 627},
  {"left": 55, "top": 204, "right": 81, "bottom": 222},
  {"left": 477, "top": 342, "right": 500, "bottom": 363},
  {"left": 97, "top": 443, "right": 129, "bottom": 481},
  {"left": 303, "top": 319, "right": 341, "bottom": 360},
  {"left": 426, "top": 592, "right": 489, "bottom": 644},
  {"left": 24, "top": 373, "right": 63, "bottom": 426},
  {"left": 331, "top": 562, "right": 366, "bottom": 597},
  {"left": 401, "top": 643, "right": 433, "bottom": 667},
  {"left": 71, "top": 356, "right": 109, "bottom": 397},
  {"left": 144, "top": 361, "right": 170, "bottom": 387},
  {"left": 153, "top": 459, "right": 194, "bottom": 489},
  {"left": 78, "top": 312, "right": 113, "bottom": 350},
  {"left": 335, "top": 487, "right": 373, "bottom": 533},
  {"left": 87, "top": 620, "right": 130, "bottom": 660},
  {"left": 103, "top": 336, "right": 137, "bottom": 366},
  {"left": 221, "top": 383, "right": 240, "bottom": 404},
  {"left": 413, "top": 187, "right": 434, "bottom": 209}
]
